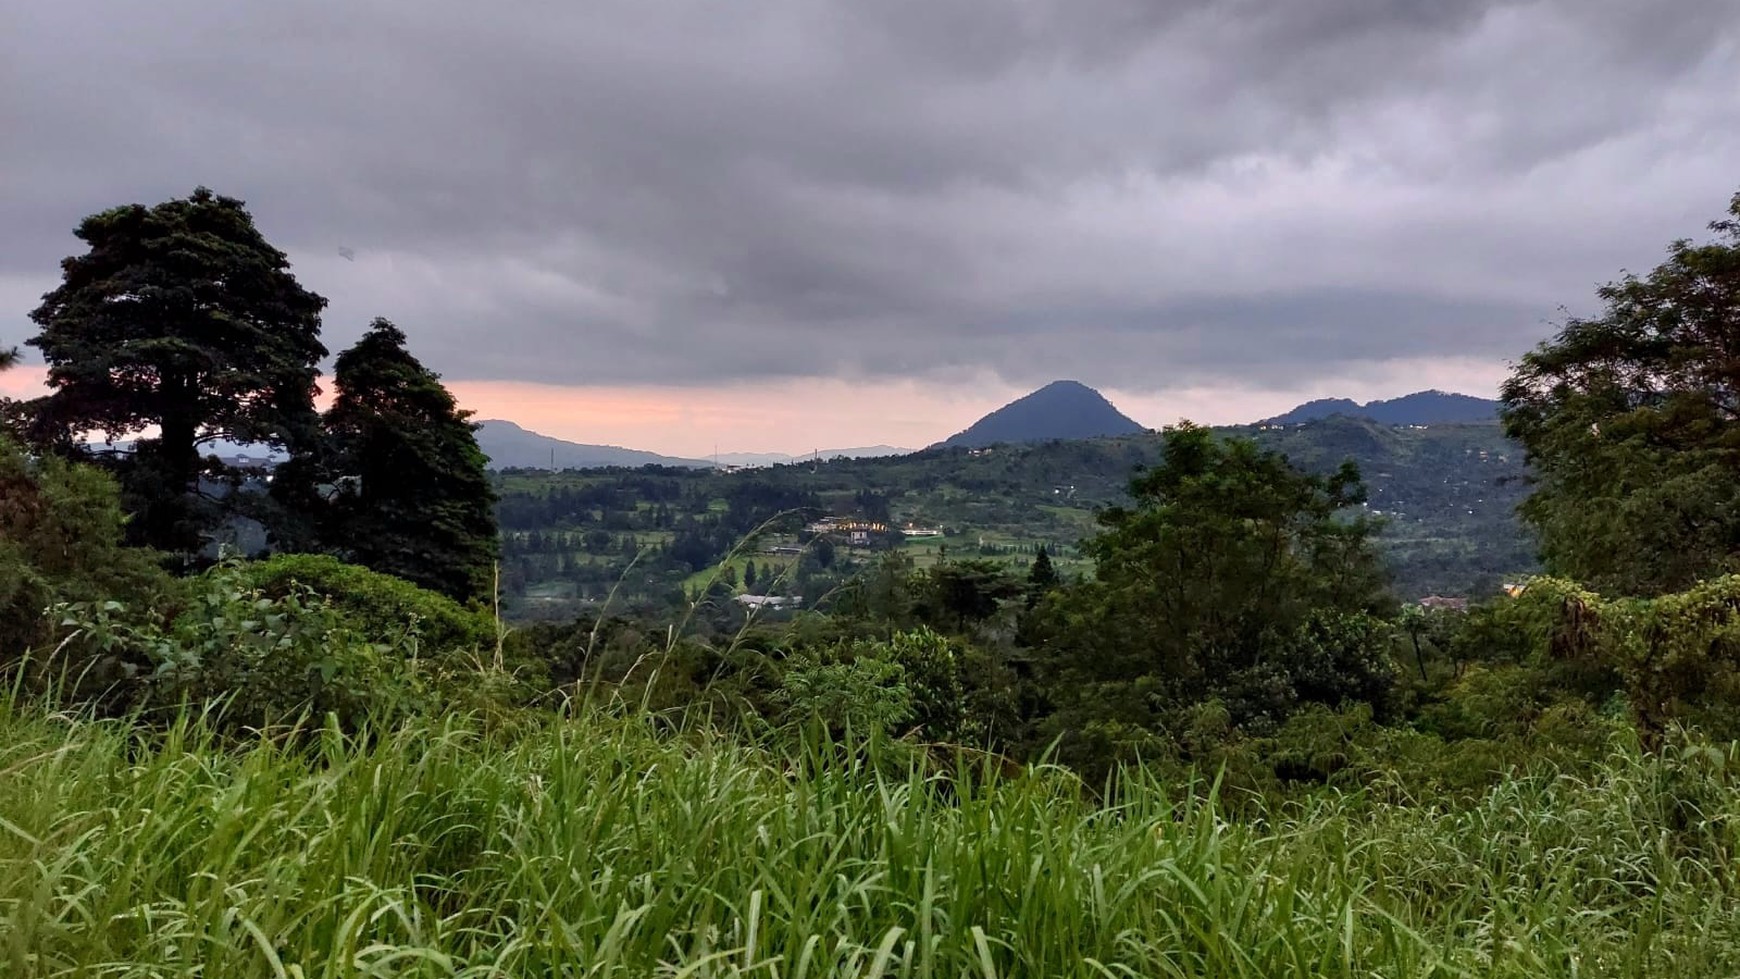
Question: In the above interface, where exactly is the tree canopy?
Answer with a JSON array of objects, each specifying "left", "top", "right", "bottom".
[
  {"left": 917, "top": 559, "right": 1023, "bottom": 633},
  {"left": 324, "top": 318, "right": 498, "bottom": 602},
  {"left": 24, "top": 188, "right": 328, "bottom": 555},
  {"left": 1502, "top": 191, "right": 1740, "bottom": 596},
  {"left": 1030, "top": 423, "right": 1393, "bottom": 772}
]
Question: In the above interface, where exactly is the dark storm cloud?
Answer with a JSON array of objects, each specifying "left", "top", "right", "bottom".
[{"left": 3, "top": 0, "right": 1737, "bottom": 392}]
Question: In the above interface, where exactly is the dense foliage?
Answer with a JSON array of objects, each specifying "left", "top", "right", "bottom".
[
  {"left": 1503, "top": 192, "right": 1740, "bottom": 595},
  {"left": 55, "top": 563, "right": 439, "bottom": 730},
  {"left": 1026, "top": 424, "right": 1395, "bottom": 774},
  {"left": 234, "top": 553, "right": 497, "bottom": 658},
  {"left": 0, "top": 437, "right": 171, "bottom": 657}
]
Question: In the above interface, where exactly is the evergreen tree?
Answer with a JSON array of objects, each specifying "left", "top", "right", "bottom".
[
  {"left": 0, "top": 349, "right": 18, "bottom": 438},
  {"left": 324, "top": 319, "right": 498, "bottom": 602},
  {"left": 1026, "top": 544, "right": 1060, "bottom": 608},
  {"left": 25, "top": 188, "right": 328, "bottom": 557}
]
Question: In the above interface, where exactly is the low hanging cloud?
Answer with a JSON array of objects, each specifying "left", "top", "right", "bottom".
[{"left": 3, "top": 0, "right": 1737, "bottom": 398}]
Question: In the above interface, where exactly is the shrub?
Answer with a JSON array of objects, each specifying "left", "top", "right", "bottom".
[
  {"left": 764, "top": 627, "right": 1002, "bottom": 745},
  {"left": 774, "top": 653, "right": 912, "bottom": 735},
  {"left": 878, "top": 626, "right": 968, "bottom": 740},
  {"left": 0, "top": 437, "right": 172, "bottom": 663},
  {"left": 235, "top": 553, "right": 494, "bottom": 656},
  {"left": 58, "top": 561, "right": 434, "bottom": 731}
]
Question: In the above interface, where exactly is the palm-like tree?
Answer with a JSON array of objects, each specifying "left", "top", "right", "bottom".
[{"left": 0, "top": 346, "right": 17, "bottom": 370}]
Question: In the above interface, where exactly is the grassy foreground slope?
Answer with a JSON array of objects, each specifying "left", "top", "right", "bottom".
[{"left": 4, "top": 697, "right": 1738, "bottom": 977}]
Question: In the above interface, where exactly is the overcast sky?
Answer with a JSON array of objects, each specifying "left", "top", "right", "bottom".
[{"left": 4, "top": 0, "right": 1738, "bottom": 454}]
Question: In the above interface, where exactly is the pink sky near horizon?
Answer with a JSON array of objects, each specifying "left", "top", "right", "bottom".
[{"left": 0, "top": 357, "right": 1510, "bottom": 457}]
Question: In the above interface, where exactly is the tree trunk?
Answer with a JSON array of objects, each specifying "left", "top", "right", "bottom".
[{"left": 160, "top": 373, "right": 201, "bottom": 490}]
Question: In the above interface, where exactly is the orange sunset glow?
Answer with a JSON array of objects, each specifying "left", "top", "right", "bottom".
[{"left": 3, "top": 357, "right": 1508, "bottom": 458}]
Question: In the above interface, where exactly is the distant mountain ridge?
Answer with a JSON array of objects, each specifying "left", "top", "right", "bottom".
[
  {"left": 475, "top": 422, "right": 912, "bottom": 471},
  {"left": 713, "top": 446, "right": 914, "bottom": 467},
  {"left": 1263, "top": 390, "right": 1500, "bottom": 426},
  {"left": 932, "top": 380, "right": 1147, "bottom": 449},
  {"left": 475, "top": 420, "right": 713, "bottom": 470}
]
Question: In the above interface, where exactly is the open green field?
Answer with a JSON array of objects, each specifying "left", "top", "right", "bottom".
[
  {"left": 899, "top": 534, "right": 1091, "bottom": 576},
  {"left": 5, "top": 693, "right": 1739, "bottom": 977},
  {"left": 681, "top": 552, "right": 800, "bottom": 594}
]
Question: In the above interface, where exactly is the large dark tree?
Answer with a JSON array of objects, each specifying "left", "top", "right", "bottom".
[
  {"left": 0, "top": 348, "right": 17, "bottom": 371},
  {"left": 917, "top": 559, "right": 1023, "bottom": 633},
  {"left": 1502, "top": 191, "right": 1740, "bottom": 596},
  {"left": 324, "top": 318, "right": 498, "bottom": 602},
  {"left": 24, "top": 188, "right": 327, "bottom": 556},
  {"left": 1028, "top": 423, "right": 1394, "bottom": 773}
]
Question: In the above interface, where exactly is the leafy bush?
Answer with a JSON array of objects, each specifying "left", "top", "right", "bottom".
[
  {"left": 1483, "top": 575, "right": 1740, "bottom": 747},
  {"left": 235, "top": 553, "right": 495, "bottom": 655},
  {"left": 0, "top": 437, "right": 172, "bottom": 663},
  {"left": 764, "top": 627, "right": 1011, "bottom": 747},
  {"left": 58, "top": 561, "right": 434, "bottom": 730},
  {"left": 877, "top": 626, "right": 968, "bottom": 740},
  {"left": 775, "top": 653, "right": 912, "bottom": 735}
]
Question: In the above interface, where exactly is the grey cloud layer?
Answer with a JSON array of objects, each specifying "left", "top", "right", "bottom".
[{"left": 3, "top": 0, "right": 1737, "bottom": 390}]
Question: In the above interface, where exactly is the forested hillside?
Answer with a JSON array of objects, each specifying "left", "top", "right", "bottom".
[
  {"left": 493, "top": 416, "right": 1534, "bottom": 620},
  {"left": 1264, "top": 390, "right": 1502, "bottom": 425}
]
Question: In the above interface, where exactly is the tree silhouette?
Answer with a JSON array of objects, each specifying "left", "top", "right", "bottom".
[{"left": 324, "top": 319, "right": 497, "bottom": 601}]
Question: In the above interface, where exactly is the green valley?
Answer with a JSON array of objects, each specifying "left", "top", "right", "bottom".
[{"left": 493, "top": 416, "right": 1536, "bottom": 621}]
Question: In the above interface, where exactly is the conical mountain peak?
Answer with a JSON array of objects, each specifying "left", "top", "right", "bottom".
[{"left": 935, "top": 381, "right": 1146, "bottom": 449}]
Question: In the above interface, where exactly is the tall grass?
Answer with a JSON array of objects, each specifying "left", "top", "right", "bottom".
[{"left": 2, "top": 691, "right": 1737, "bottom": 977}]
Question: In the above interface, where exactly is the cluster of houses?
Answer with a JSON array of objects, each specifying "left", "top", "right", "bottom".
[
  {"left": 803, "top": 517, "right": 887, "bottom": 546},
  {"left": 803, "top": 517, "right": 946, "bottom": 545},
  {"left": 735, "top": 594, "right": 802, "bottom": 610}
]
